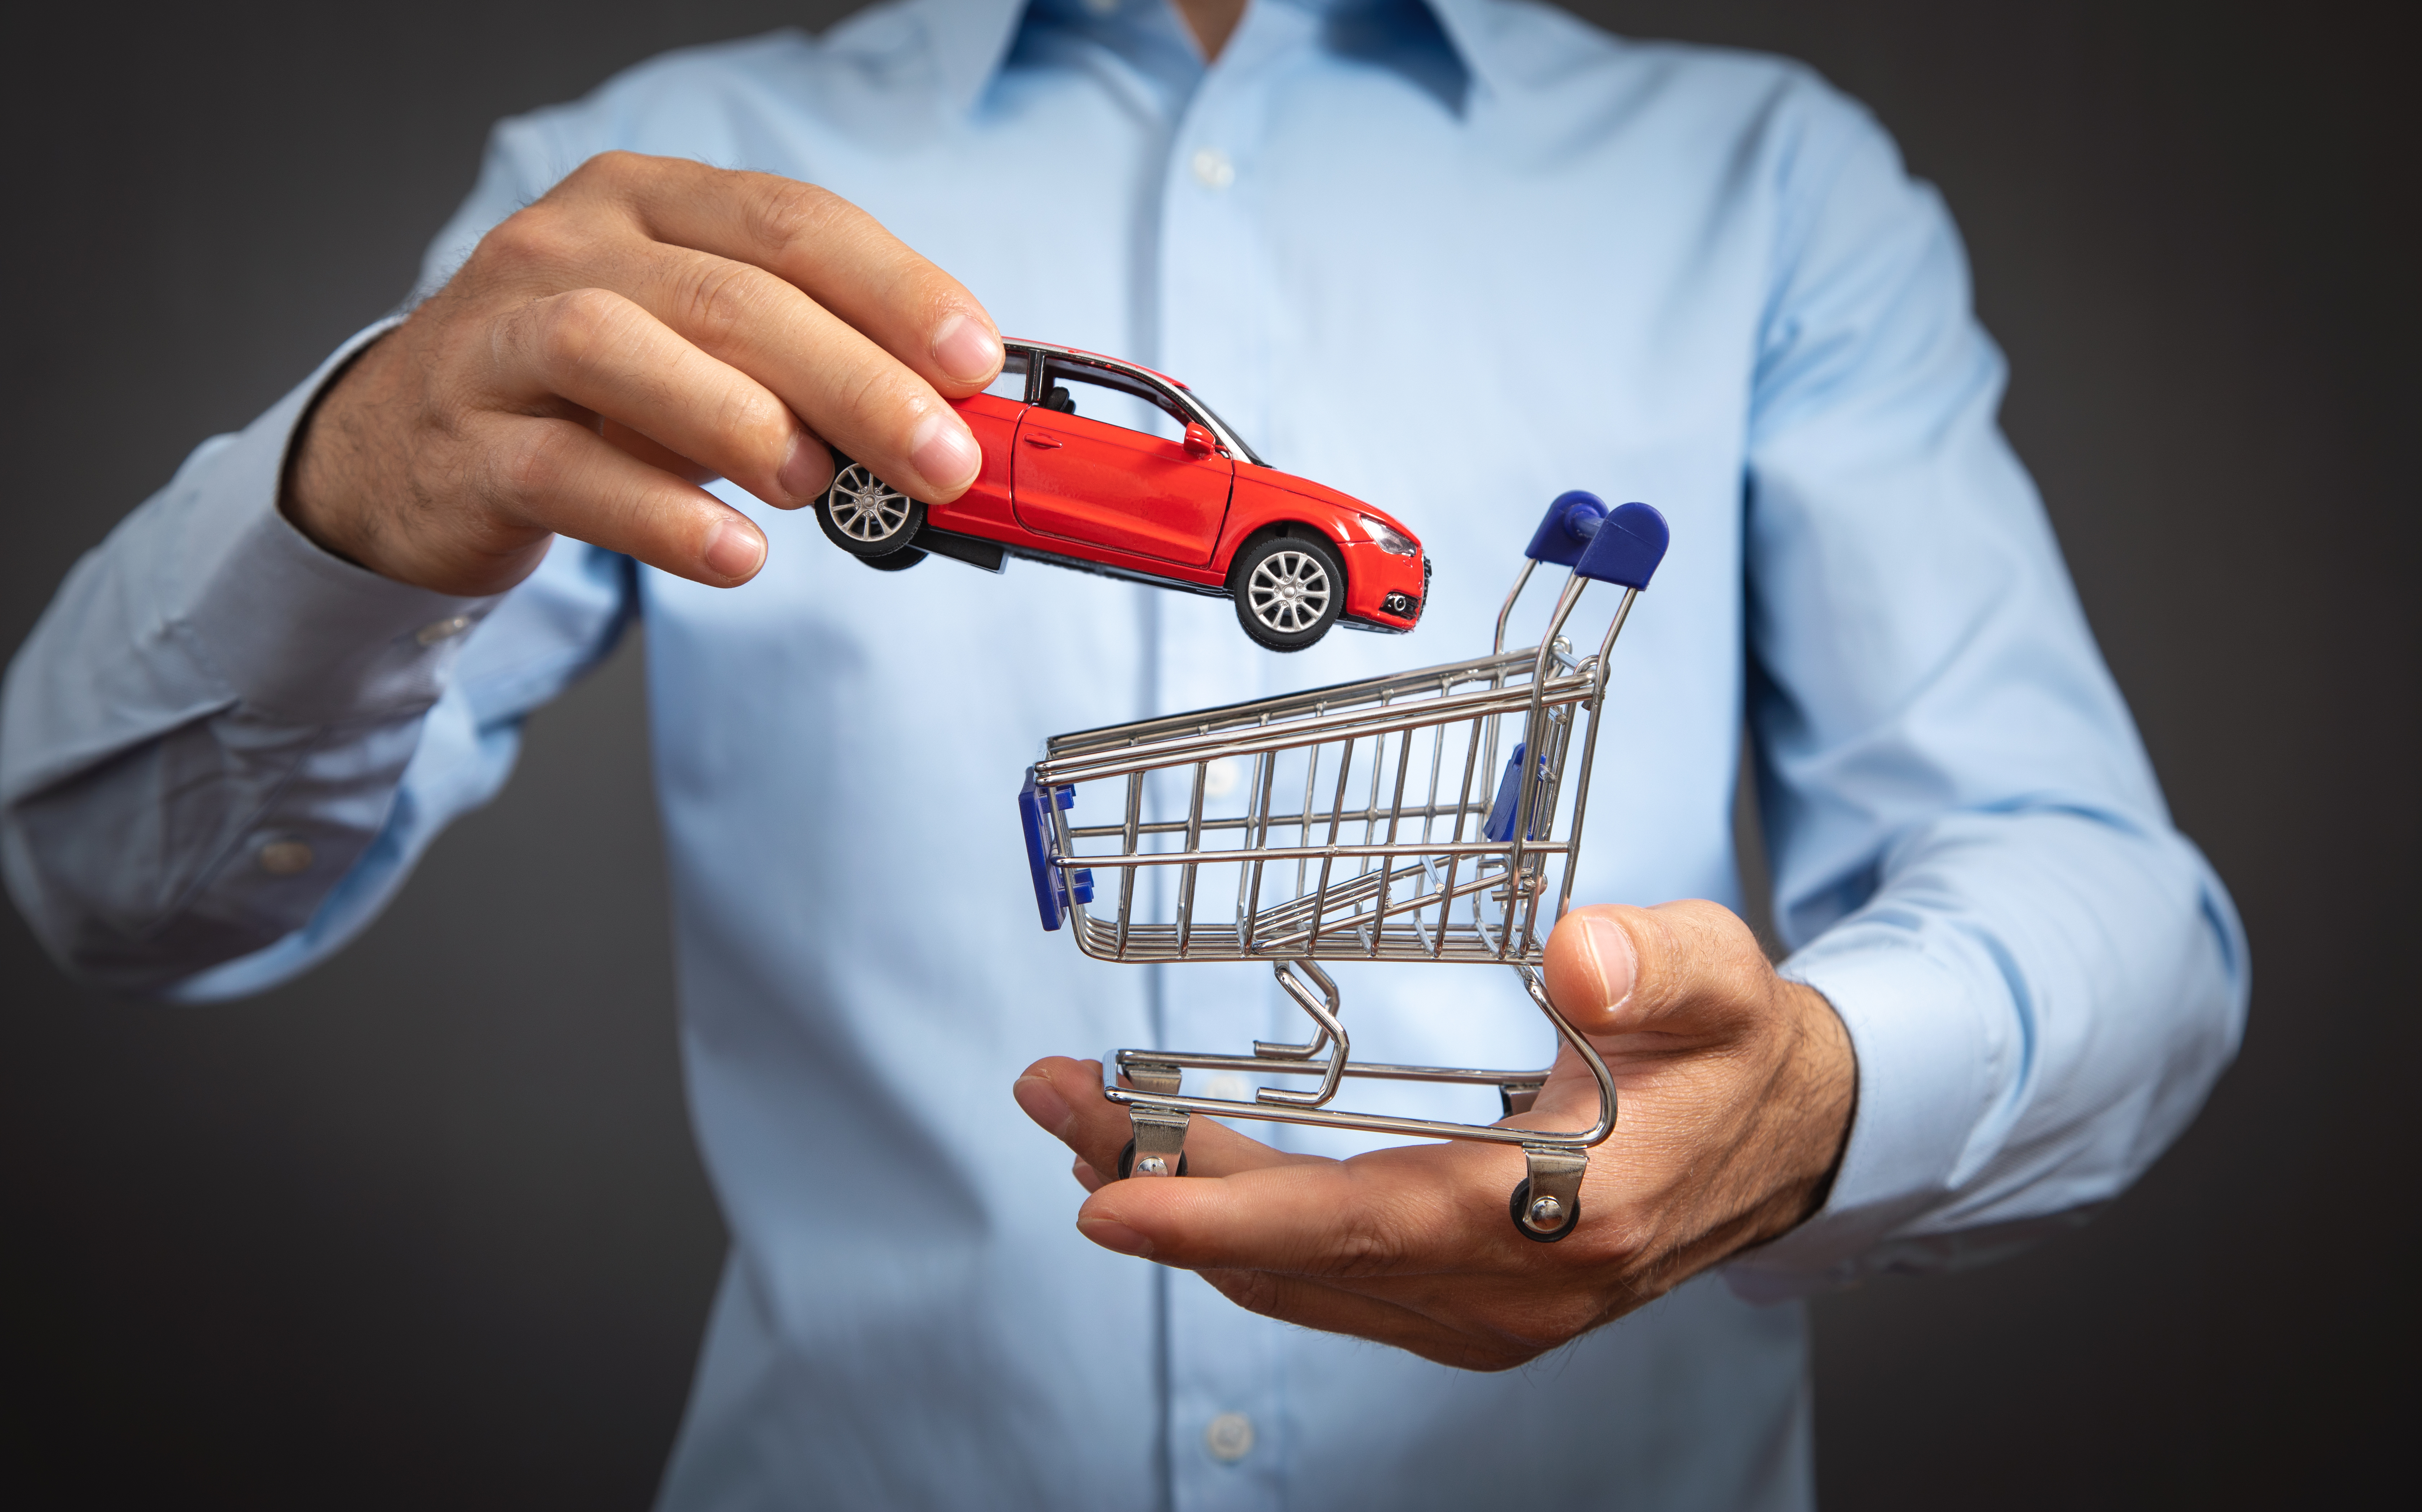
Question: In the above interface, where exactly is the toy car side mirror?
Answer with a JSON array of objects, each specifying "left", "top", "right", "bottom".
[{"left": 1183, "top": 422, "right": 1218, "bottom": 458}]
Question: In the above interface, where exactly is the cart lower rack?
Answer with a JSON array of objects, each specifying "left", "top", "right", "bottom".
[{"left": 1020, "top": 493, "right": 1670, "bottom": 1238}]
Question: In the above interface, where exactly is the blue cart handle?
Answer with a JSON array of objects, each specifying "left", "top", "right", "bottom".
[
  {"left": 1575, "top": 501, "right": 1669, "bottom": 591},
  {"left": 1522, "top": 492, "right": 1669, "bottom": 591},
  {"left": 1522, "top": 490, "right": 1607, "bottom": 568},
  {"left": 1499, "top": 493, "right": 1671, "bottom": 656}
]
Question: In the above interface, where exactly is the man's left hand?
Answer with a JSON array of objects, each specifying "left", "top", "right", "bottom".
[{"left": 1011, "top": 900, "right": 1857, "bottom": 1371}]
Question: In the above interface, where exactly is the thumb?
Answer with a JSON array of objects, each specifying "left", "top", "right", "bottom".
[
  {"left": 1545, "top": 900, "right": 1777, "bottom": 1037},
  {"left": 1541, "top": 905, "right": 1641, "bottom": 1034}
]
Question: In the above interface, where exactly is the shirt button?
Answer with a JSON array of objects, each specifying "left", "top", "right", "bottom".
[
  {"left": 1191, "top": 148, "right": 1236, "bottom": 190},
  {"left": 257, "top": 839, "right": 315, "bottom": 876},
  {"left": 1201, "top": 756, "right": 1242, "bottom": 798},
  {"left": 1204, "top": 1411, "right": 1255, "bottom": 1462},
  {"left": 416, "top": 614, "right": 473, "bottom": 646}
]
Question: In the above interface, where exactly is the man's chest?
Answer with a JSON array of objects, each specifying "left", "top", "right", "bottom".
[{"left": 622, "top": 55, "right": 1762, "bottom": 878}]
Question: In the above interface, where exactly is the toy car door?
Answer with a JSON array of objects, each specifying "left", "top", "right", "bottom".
[
  {"left": 939, "top": 349, "right": 1034, "bottom": 535},
  {"left": 1011, "top": 357, "right": 1235, "bottom": 566}
]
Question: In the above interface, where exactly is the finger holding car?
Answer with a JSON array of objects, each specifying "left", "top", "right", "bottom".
[{"left": 283, "top": 151, "right": 1004, "bottom": 597}]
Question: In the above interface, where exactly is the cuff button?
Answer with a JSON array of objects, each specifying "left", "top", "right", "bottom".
[
  {"left": 416, "top": 615, "right": 473, "bottom": 646},
  {"left": 257, "top": 840, "right": 315, "bottom": 876}
]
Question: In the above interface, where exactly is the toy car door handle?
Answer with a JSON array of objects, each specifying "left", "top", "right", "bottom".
[{"left": 1023, "top": 433, "right": 1065, "bottom": 448}]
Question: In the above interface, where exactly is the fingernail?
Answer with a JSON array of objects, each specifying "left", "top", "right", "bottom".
[
  {"left": 1013, "top": 1074, "right": 1075, "bottom": 1140},
  {"left": 776, "top": 435, "right": 827, "bottom": 502},
  {"left": 1577, "top": 914, "right": 1638, "bottom": 1010},
  {"left": 702, "top": 518, "right": 766, "bottom": 581},
  {"left": 1078, "top": 1216, "right": 1153, "bottom": 1257},
  {"left": 930, "top": 313, "right": 1003, "bottom": 385},
  {"left": 909, "top": 408, "right": 982, "bottom": 492}
]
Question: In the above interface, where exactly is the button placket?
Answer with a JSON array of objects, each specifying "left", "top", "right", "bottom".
[
  {"left": 1154, "top": 44, "right": 1300, "bottom": 1512},
  {"left": 1157, "top": 11, "right": 1294, "bottom": 457},
  {"left": 1149, "top": 12, "right": 1341, "bottom": 1508},
  {"left": 1169, "top": 1268, "right": 1285, "bottom": 1511}
]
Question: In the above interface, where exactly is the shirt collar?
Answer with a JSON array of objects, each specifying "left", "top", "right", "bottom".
[{"left": 902, "top": 0, "right": 1521, "bottom": 119}]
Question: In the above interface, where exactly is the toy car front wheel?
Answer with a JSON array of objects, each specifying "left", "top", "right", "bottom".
[
  {"left": 1230, "top": 533, "right": 1344, "bottom": 651},
  {"left": 816, "top": 458, "right": 926, "bottom": 558}
]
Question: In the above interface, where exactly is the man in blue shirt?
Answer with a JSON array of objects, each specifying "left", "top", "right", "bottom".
[{"left": 0, "top": 1, "right": 2245, "bottom": 1506}]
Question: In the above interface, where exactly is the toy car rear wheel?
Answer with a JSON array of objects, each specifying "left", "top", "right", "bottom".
[
  {"left": 816, "top": 458, "right": 926, "bottom": 558},
  {"left": 1230, "top": 533, "right": 1344, "bottom": 651}
]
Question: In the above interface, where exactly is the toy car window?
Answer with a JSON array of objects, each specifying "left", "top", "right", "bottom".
[
  {"left": 1044, "top": 359, "right": 1189, "bottom": 442},
  {"left": 983, "top": 351, "right": 1032, "bottom": 402}
]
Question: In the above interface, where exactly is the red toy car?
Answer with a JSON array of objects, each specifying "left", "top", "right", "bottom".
[{"left": 812, "top": 341, "right": 1427, "bottom": 651}]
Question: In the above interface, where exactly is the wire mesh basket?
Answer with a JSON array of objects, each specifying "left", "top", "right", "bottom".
[{"left": 1019, "top": 493, "right": 1670, "bottom": 1238}]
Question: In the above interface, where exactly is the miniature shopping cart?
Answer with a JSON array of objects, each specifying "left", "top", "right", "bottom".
[{"left": 1017, "top": 493, "right": 1670, "bottom": 1240}]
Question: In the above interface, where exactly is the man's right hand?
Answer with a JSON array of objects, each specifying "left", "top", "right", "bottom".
[{"left": 284, "top": 152, "right": 1004, "bottom": 596}]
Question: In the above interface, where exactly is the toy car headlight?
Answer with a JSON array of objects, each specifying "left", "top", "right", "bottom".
[{"left": 1359, "top": 515, "right": 1418, "bottom": 557}]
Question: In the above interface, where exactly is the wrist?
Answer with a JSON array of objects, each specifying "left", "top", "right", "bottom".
[
  {"left": 1780, "top": 979, "right": 1858, "bottom": 1224},
  {"left": 1716, "top": 977, "right": 1860, "bottom": 1260},
  {"left": 279, "top": 329, "right": 399, "bottom": 572}
]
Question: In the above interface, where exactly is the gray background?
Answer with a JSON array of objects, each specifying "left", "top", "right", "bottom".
[{"left": 1, "top": 1, "right": 2412, "bottom": 1505}]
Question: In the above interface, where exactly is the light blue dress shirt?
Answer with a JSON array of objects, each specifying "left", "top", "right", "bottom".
[{"left": 1, "top": 1, "right": 2248, "bottom": 1506}]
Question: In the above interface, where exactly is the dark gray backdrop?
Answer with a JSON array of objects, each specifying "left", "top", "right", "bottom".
[{"left": 3, "top": 2, "right": 2412, "bottom": 1506}]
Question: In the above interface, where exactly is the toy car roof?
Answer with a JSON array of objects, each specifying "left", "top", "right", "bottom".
[{"left": 1006, "top": 339, "right": 1192, "bottom": 393}]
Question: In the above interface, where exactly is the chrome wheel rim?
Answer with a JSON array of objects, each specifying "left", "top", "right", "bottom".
[
  {"left": 1246, "top": 549, "right": 1332, "bottom": 634},
  {"left": 830, "top": 464, "right": 911, "bottom": 544}
]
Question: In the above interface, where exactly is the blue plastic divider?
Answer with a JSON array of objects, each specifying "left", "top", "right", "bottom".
[
  {"left": 1017, "top": 771, "right": 1092, "bottom": 931},
  {"left": 1484, "top": 742, "right": 1547, "bottom": 843}
]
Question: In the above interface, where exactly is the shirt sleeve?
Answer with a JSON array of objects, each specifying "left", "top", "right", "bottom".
[
  {"left": 0, "top": 117, "right": 629, "bottom": 1002},
  {"left": 1719, "top": 91, "right": 2249, "bottom": 1299}
]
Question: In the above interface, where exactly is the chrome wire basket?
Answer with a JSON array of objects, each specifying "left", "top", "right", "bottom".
[{"left": 1019, "top": 493, "right": 1670, "bottom": 1238}]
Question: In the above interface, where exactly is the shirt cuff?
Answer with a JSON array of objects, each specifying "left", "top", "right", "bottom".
[
  {"left": 1721, "top": 934, "right": 2001, "bottom": 1302},
  {"left": 160, "top": 318, "right": 502, "bottom": 724}
]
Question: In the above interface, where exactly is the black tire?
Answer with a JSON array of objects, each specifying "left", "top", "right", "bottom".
[
  {"left": 816, "top": 456, "right": 926, "bottom": 558},
  {"left": 1230, "top": 532, "right": 1345, "bottom": 651},
  {"left": 1507, "top": 1177, "right": 1580, "bottom": 1243},
  {"left": 859, "top": 546, "right": 928, "bottom": 572},
  {"left": 1114, "top": 1138, "right": 1190, "bottom": 1180}
]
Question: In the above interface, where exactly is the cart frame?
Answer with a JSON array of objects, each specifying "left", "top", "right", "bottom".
[{"left": 1020, "top": 493, "right": 1670, "bottom": 1238}]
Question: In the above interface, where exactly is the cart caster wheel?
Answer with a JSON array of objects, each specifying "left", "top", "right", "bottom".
[
  {"left": 1116, "top": 1139, "right": 1189, "bottom": 1180},
  {"left": 1508, "top": 1178, "right": 1580, "bottom": 1242}
]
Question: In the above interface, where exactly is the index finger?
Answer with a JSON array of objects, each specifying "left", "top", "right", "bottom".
[
  {"left": 1074, "top": 1139, "right": 1512, "bottom": 1278},
  {"left": 1012, "top": 1056, "right": 1313, "bottom": 1182},
  {"left": 609, "top": 155, "right": 1005, "bottom": 394}
]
